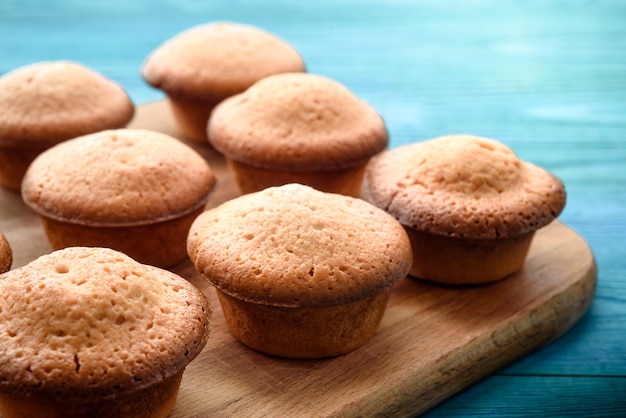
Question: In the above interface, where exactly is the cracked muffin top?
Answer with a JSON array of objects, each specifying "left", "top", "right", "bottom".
[
  {"left": 364, "top": 135, "right": 566, "bottom": 239},
  {"left": 187, "top": 184, "right": 412, "bottom": 308},
  {"left": 0, "top": 247, "right": 211, "bottom": 400}
]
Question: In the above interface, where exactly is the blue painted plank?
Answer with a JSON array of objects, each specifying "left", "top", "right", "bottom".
[{"left": 424, "top": 375, "right": 626, "bottom": 417}]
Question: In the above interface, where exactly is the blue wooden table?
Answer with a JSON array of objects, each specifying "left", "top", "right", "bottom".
[{"left": 1, "top": 0, "right": 624, "bottom": 416}]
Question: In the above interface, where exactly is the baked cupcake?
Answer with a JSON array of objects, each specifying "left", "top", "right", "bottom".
[
  {"left": 0, "top": 231, "right": 11, "bottom": 273},
  {"left": 0, "top": 61, "right": 134, "bottom": 191},
  {"left": 208, "top": 72, "right": 388, "bottom": 197},
  {"left": 187, "top": 183, "right": 412, "bottom": 359},
  {"left": 0, "top": 246, "right": 211, "bottom": 418},
  {"left": 21, "top": 129, "right": 215, "bottom": 268},
  {"left": 363, "top": 134, "right": 567, "bottom": 285},
  {"left": 142, "top": 21, "right": 305, "bottom": 143}
]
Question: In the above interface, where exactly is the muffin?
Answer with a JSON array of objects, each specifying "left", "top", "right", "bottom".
[
  {"left": 0, "top": 61, "right": 134, "bottom": 191},
  {"left": 187, "top": 183, "right": 412, "bottom": 359},
  {"left": 0, "top": 231, "right": 11, "bottom": 273},
  {"left": 363, "top": 134, "right": 567, "bottom": 285},
  {"left": 0, "top": 246, "right": 211, "bottom": 418},
  {"left": 142, "top": 21, "right": 305, "bottom": 143},
  {"left": 21, "top": 129, "right": 215, "bottom": 268},
  {"left": 208, "top": 73, "right": 389, "bottom": 197}
]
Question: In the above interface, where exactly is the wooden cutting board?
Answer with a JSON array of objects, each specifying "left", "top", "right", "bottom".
[{"left": 0, "top": 101, "right": 597, "bottom": 417}]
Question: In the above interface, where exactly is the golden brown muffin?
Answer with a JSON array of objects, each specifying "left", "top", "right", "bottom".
[
  {"left": 0, "top": 247, "right": 211, "bottom": 418},
  {"left": 142, "top": 21, "right": 305, "bottom": 143},
  {"left": 208, "top": 73, "right": 389, "bottom": 197},
  {"left": 0, "top": 232, "right": 11, "bottom": 273},
  {"left": 0, "top": 61, "right": 134, "bottom": 191},
  {"left": 21, "top": 129, "right": 215, "bottom": 268},
  {"left": 187, "top": 183, "right": 412, "bottom": 359},
  {"left": 363, "top": 134, "right": 567, "bottom": 285}
]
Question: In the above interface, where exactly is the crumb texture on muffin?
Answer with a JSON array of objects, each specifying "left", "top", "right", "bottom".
[
  {"left": 21, "top": 129, "right": 215, "bottom": 226},
  {"left": 0, "top": 247, "right": 211, "bottom": 400},
  {"left": 0, "top": 61, "right": 134, "bottom": 146},
  {"left": 208, "top": 73, "right": 388, "bottom": 171},
  {"left": 188, "top": 184, "right": 412, "bottom": 307},
  {"left": 365, "top": 135, "right": 566, "bottom": 239},
  {"left": 142, "top": 22, "right": 305, "bottom": 100}
]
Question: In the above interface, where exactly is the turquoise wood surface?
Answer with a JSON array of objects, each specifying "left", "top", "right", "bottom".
[{"left": 1, "top": 0, "right": 624, "bottom": 416}]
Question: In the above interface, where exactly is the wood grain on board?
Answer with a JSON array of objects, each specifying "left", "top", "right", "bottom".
[{"left": 0, "top": 101, "right": 597, "bottom": 417}]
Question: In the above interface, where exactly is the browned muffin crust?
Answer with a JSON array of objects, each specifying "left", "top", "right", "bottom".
[
  {"left": 365, "top": 135, "right": 566, "bottom": 239},
  {"left": 0, "top": 61, "right": 134, "bottom": 147},
  {"left": 208, "top": 73, "right": 388, "bottom": 171},
  {"left": 187, "top": 184, "right": 412, "bottom": 308},
  {"left": 142, "top": 21, "right": 305, "bottom": 101},
  {"left": 0, "top": 232, "right": 11, "bottom": 274},
  {"left": 22, "top": 129, "right": 215, "bottom": 226},
  {"left": 0, "top": 247, "right": 211, "bottom": 400}
]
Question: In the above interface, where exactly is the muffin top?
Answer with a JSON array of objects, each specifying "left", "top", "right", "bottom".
[
  {"left": 364, "top": 134, "right": 567, "bottom": 239},
  {"left": 0, "top": 231, "right": 11, "bottom": 274},
  {"left": 0, "top": 247, "right": 211, "bottom": 400},
  {"left": 208, "top": 73, "right": 389, "bottom": 171},
  {"left": 142, "top": 21, "right": 305, "bottom": 101},
  {"left": 0, "top": 61, "right": 134, "bottom": 147},
  {"left": 187, "top": 183, "right": 412, "bottom": 308},
  {"left": 22, "top": 129, "right": 216, "bottom": 226}
]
